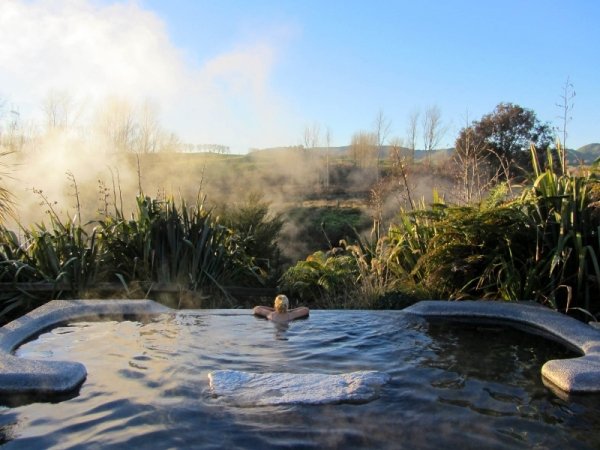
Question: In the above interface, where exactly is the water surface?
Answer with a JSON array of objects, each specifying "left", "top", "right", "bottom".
[{"left": 2, "top": 310, "right": 600, "bottom": 449}]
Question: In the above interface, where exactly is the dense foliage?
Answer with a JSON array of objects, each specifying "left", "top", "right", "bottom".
[
  {"left": 218, "top": 193, "right": 285, "bottom": 283},
  {"left": 0, "top": 117, "right": 599, "bottom": 323},
  {"left": 284, "top": 206, "right": 371, "bottom": 252},
  {"left": 0, "top": 192, "right": 283, "bottom": 321},
  {"left": 455, "top": 103, "right": 554, "bottom": 179},
  {"left": 282, "top": 146, "right": 600, "bottom": 317}
]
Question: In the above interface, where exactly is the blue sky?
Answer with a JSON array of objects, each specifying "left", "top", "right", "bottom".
[{"left": 1, "top": 0, "right": 598, "bottom": 153}]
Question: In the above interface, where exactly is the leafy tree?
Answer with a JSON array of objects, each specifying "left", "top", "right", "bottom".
[{"left": 455, "top": 103, "right": 553, "bottom": 180}]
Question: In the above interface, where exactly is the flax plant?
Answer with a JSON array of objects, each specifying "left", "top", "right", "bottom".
[
  {"left": 0, "top": 226, "right": 43, "bottom": 320},
  {"left": 0, "top": 200, "right": 101, "bottom": 321},
  {"left": 522, "top": 144, "right": 600, "bottom": 312},
  {"left": 0, "top": 186, "right": 277, "bottom": 320},
  {"left": 25, "top": 218, "right": 101, "bottom": 294},
  {"left": 281, "top": 146, "right": 599, "bottom": 314},
  {"left": 344, "top": 236, "right": 414, "bottom": 307},
  {"left": 12, "top": 187, "right": 102, "bottom": 296},
  {"left": 386, "top": 192, "right": 446, "bottom": 287},
  {"left": 281, "top": 227, "right": 428, "bottom": 309},
  {"left": 99, "top": 194, "right": 258, "bottom": 298}
]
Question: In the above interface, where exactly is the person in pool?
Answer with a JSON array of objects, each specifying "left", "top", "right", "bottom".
[{"left": 253, "top": 294, "right": 309, "bottom": 323}]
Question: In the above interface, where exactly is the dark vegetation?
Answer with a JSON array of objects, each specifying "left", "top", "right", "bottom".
[
  {"left": 284, "top": 206, "right": 371, "bottom": 255},
  {"left": 0, "top": 103, "right": 599, "bottom": 324}
]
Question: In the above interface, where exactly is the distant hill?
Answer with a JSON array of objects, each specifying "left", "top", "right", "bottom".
[
  {"left": 576, "top": 143, "right": 600, "bottom": 155},
  {"left": 566, "top": 143, "right": 600, "bottom": 164},
  {"left": 250, "top": 143, "right": 600, "bottom": 164},
  {"left": 250, "top": 145, "right": 451, "bottom": 160}
]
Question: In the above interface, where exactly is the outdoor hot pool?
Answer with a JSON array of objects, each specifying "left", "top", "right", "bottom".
[{"left": 2, "top": 309, "right": 600, "bottom": 449}]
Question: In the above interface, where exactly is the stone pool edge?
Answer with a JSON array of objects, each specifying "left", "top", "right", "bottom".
[
  {"left": 0, "top": 299, "right": 170, "bottom": 396},
  {"left": 1, "top": 299, "right": 600, "bottom": 397},
  {"left": 404, "top": 300, "right": 600, "bottom": 395}
]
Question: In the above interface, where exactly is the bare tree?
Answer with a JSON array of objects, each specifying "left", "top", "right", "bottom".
[
  {"left": 42, "top": 90, "right": 76, "bottom": 130},
  {"left": 422, "top": 105, "right": 444, "bottom": 163},
  {"left": 324, "top": 126, "right": 332, "bottom": 189},
  {"left": 301, "top": 122, "right": 322, "bottom": 186},
  {"left": 96, "top": 97, "right": 137, "bottom": 153},
  {"left": 302, "top": 122, "right": 321, "bottom": 150},
  {"left": 0, "top": 102, "right": 25, "bottom": 153},
  {"left": 135, "top": 100, "right": 161, "bottom": 154},
  {"left": 389, "top": 136, "right": 415, "bottom": 210},
  {"left": 159, "top": 132, "right": 182, "bottom": 153},
  {"left": 373, "top": 109, "right": 391, "bottom": 180},
  {"left": 452, "top": 115, "right": 496, "bottom": 204},
  {"left": 406, "top": 109, "right": 419, "bottom": 162},
  {"left": 350, "top": 131, "right": 377, "bottom": 168}
]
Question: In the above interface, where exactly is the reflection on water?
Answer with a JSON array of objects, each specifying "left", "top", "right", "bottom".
[
  {"left": 4, "top": 310, "right": 600, "bottom": 449},
  {"left": 273, "top": 321, "right": 290, "bottom": 340}
]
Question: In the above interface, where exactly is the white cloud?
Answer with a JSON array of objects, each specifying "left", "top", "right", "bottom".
[
  {"left": 0, "top": 0, "right": 296, "bottom": 151},
  {"left": 0, "top": 1, "right": 181, "bottom": 103}
]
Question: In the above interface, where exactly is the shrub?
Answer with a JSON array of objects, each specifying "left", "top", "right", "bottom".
[
  {"left": 218, "top": 193, "right": 284, "bottom": 284},
  {"left": 100, "top": 194, "right": 260, "bottom": 294},
  {"left": 279, "top": 249, "right": 358, "bottom": 307},
  {"left": 284, "top": 206, "right": 370, "bottom": 251}
]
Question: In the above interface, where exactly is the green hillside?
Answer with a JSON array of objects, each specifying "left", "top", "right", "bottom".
[
  {"left": 567, "top": 143, "right": 600, "bottom": 164},
  {"left": 576, "top": 143, "right": 600, "bottom": 155}
]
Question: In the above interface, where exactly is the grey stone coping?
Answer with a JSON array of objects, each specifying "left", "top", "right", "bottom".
[
  {"left": 404, "top": 300, "right": 600, "bottom": 395},
  {"left": 1, "top": 299, "right": 599, "bottom": 401},
  {"left": 0, "top": 299, "right": 170, "bottom": 398}
]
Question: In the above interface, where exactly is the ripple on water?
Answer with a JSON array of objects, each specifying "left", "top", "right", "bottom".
[{"left": 8, "top": 310, "right": 600, "bottom": 449}]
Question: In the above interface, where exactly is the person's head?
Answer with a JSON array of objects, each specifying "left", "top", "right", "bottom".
[{"left": 274, "top": 294, "right": 289, "bottom": 313}]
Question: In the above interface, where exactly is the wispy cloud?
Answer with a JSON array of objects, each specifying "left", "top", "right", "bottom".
[{"left": 0, "top": 0, "right": 295, "bottom": 151}]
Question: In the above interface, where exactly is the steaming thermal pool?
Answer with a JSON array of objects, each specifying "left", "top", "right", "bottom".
[{"left": 3, "top": 309, "right": 600, "bottom": 449}]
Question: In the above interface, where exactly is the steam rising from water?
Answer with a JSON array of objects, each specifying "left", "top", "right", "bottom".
[
  {"left": 0, "top": 0, "right": 304, "bottom": 230},
  {"left": 0, "top": 0, "right": 297, "bottom": 153},
  {"left": 2, "top": 136, "right": 330, "bottom": 237},
  {"left": 0, "top": 1, "right": 453, "bottom": 259}
]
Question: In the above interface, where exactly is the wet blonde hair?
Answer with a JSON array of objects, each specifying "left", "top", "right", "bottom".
[{"left": 274, "top": 294, "right": 289, "bottom": 313}]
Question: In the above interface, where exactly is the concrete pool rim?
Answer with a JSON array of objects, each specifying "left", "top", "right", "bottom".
[{"left": 1, "top": 299, "right": 599, "bottom": 398}]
